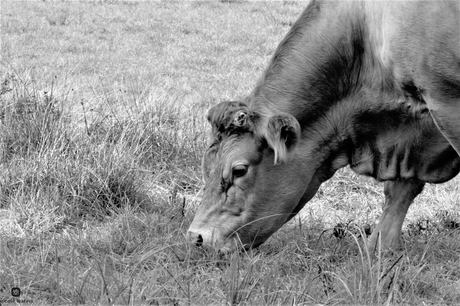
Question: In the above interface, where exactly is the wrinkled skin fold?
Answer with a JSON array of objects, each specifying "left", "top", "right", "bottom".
[{"left": 187, "top": 0, "right": 460, "bottom": 252}]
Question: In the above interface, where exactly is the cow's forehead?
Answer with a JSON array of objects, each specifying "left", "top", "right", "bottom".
[{"left": 218, "top": 133, "right": 262, "bottom": 160}]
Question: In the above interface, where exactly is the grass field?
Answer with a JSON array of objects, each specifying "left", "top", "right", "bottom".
[{"left": 1, "top": 1, "right": 460, "bottom": 305}]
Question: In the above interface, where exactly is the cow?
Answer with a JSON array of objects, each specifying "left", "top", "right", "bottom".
[{"left": 187, "top": 0, "right": 460, "bottom": 252}]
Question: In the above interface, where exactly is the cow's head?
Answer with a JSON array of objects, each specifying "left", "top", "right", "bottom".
[{"left": 187, "top": 101, "right": 322, "bottom": 252}]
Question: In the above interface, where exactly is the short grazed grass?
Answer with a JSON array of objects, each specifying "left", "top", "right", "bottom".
[{"left": 1, "top": 1, "right": 459, "bottom": 305}]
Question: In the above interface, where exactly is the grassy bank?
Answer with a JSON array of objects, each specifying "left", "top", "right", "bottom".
[{"left": 1, "top": 1, "right": 459, "bottom": 304}]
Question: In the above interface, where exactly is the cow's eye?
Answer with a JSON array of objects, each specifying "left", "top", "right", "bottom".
[
  {"left": 209, "top": 140, "right": 219, "bottom": 149},
  {"left": 232, "top": 164, "right": 248, "bottom": 178}
]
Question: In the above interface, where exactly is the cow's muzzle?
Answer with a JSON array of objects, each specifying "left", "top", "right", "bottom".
[
  {"left": 187, "top": 226, "right": 236, "bottom": 252},
  {"left": 187, "top": 230, "right": 204, "bottom": 247}
]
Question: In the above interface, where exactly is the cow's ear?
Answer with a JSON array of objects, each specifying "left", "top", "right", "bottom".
[{"left": 264, "top": 114, "right": 301, "bottom": 165}]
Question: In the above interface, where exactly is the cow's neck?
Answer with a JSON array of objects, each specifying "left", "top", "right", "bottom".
[
  {"left": 246, "top": 1, "right": 372, "bottom": 125},
  {"left": 295, "top": 92, "right": 458, "bottom": 185},
  {"left": 344, "top": 96, "right": 460, "bottom": 183}
]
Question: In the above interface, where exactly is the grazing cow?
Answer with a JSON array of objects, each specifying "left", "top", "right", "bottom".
[{"left": 188, "top": 0, "right": 460, "bottom": 252}]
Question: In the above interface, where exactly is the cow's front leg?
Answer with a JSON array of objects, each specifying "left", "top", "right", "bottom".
[{"left": 369, "top": 179, "right": 425, "bottom": 250}]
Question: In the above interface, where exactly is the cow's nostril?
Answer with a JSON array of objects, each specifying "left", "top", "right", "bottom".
[{"left": 196, "top": 234, "right": 203, "bottom": 247}]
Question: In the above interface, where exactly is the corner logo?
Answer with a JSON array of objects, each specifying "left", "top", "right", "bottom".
[{"left": 11, "top": 287, "right": 20, "bottom": 297}]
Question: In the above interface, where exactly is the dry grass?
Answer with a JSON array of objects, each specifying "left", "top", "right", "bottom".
[{"left": 1, "top": 1, "right": 459, "bottom": 305}]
